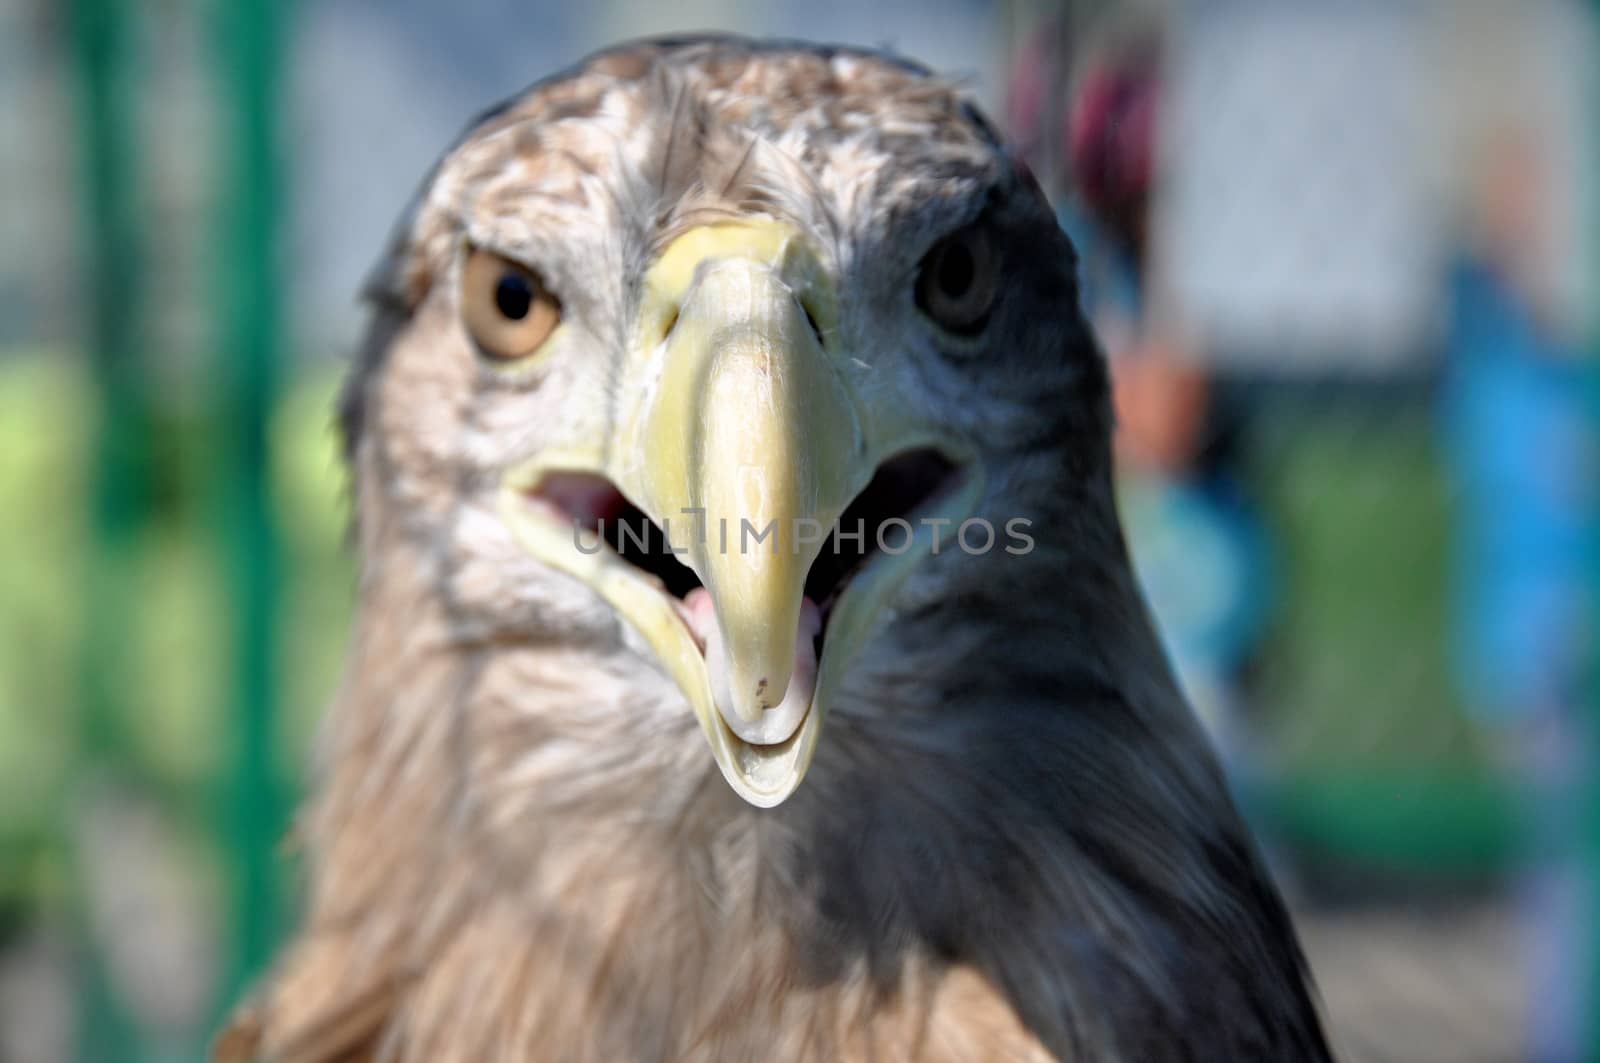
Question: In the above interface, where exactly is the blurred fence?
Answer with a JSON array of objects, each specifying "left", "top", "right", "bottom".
[
  {"left": 65, "top": 1, "right": 286, "bottom": 1059},
  {"left": 0, "top": 2, "right": 1597, "bottom": 1061}
]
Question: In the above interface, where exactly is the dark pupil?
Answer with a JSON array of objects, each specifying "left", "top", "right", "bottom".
[
  {"left": 495, "top": 271, "right": 534, "bottom": 320},
  {"left": 937, "top": 240, "right": 975, "bottom": 299}
]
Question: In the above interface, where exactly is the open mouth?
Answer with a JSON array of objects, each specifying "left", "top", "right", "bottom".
[
  {"left": 503, "top": 441, "right": 980, "bottom": 806},
  {"left": 526, "top": 447, "right": 961, "bottom": 666},
  {"left": 497, "top": 217, "right": 986, "bottom": 807}
]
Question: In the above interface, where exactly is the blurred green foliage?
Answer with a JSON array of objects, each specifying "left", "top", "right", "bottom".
[
  {"left": 0, "top": 354, "right": 353, "bottom": 908},
  {"left": 1254, "top": 404, "right": 1479, "bottom": 772},
  {"left": 1250, "top": 403, "right": 1511, "bottom": 872}
]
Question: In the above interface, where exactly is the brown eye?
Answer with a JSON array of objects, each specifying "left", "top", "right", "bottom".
[
  {"left": 462, "top": 247, "right": 561, "bottom": 360},
  {"left": 914, "top": 223, "right": 997, "bottom": 335}
]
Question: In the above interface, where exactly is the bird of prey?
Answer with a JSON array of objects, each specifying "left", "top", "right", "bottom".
[{"left": 220, "top": 35, "right": 1329, "bottom": 1063}]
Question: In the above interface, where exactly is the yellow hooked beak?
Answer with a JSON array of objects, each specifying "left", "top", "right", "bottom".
[{"left": 501, "top": 219, "right": 980, "bottom": 806}]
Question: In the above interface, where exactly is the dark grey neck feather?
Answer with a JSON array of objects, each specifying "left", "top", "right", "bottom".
[{"left": 770, "top": 465, "right": 1331, "bottom": 1062}]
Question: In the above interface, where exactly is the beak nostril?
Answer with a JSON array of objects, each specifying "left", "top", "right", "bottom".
[
  {"left": 799, "top": 299, "right": 825, "bottom": 346},
  {"left": 659, "top": 306, "right": 681, "bottom": 343}
]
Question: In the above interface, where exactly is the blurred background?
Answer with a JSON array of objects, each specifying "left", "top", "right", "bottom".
[{"left": 1, "top": 0, "right": 1596, "bottom": 1060}]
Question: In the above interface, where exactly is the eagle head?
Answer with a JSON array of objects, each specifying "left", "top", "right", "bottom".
[
  {"left": 229, "top": 35, "right": 1329, "bottom": 1063},
  {"left": 343, "top": 38, "right": 1108, "bottom": 808}
]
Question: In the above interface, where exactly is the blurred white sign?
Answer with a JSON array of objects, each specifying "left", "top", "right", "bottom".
[{"left": 1152, "top": 2, "right": 1598, "bottom": 370}]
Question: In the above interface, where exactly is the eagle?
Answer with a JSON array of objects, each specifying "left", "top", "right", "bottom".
[{"left": 220, "top": 35, "right": 1330, "bottom": 1063}]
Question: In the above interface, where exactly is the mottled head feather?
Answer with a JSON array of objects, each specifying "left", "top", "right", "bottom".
[{"left": 340, "top": 36, "right": 1006, "bottom": 462}]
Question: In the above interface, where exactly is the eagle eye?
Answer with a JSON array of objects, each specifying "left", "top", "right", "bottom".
[
  {"left": 462, "top": 247, "right": 561, "bottom": 360},
  {"left": 915, "top": 223, "right": 996, "bottom": 336}
]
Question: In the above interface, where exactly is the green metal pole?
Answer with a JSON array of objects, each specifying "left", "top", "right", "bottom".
[
  {"left": 71, "top": 0, "right": 144, "bottom": 776},
  {"left": 70, "top": 0, "right": 148, "bottom": 1059},
  {"left": 213, "top": 0, "right": 287, "bottom": 1006}
]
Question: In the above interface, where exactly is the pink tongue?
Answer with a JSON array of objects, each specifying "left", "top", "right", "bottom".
[
  {"left": 533, "top": 472, "right": 626, "bottom": 525},
  {"left": 683, "top": 587, "right": 820, "bottom": 746}
]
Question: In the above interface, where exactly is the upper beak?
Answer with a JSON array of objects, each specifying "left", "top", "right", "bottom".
[
  {"left": 500, "top": 219, "right": 978, "bottom": 806},
  {"left": 623, "top": 229, "right": 860, "bottom": 727}
]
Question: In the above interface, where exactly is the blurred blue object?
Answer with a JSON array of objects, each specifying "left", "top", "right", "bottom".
[
  {"left": 1443, "top": 259, "right": 1595, "bottom": 723},
  {"left": 1443, "top": 253, "right": 1599, "bottom": 1063}
]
